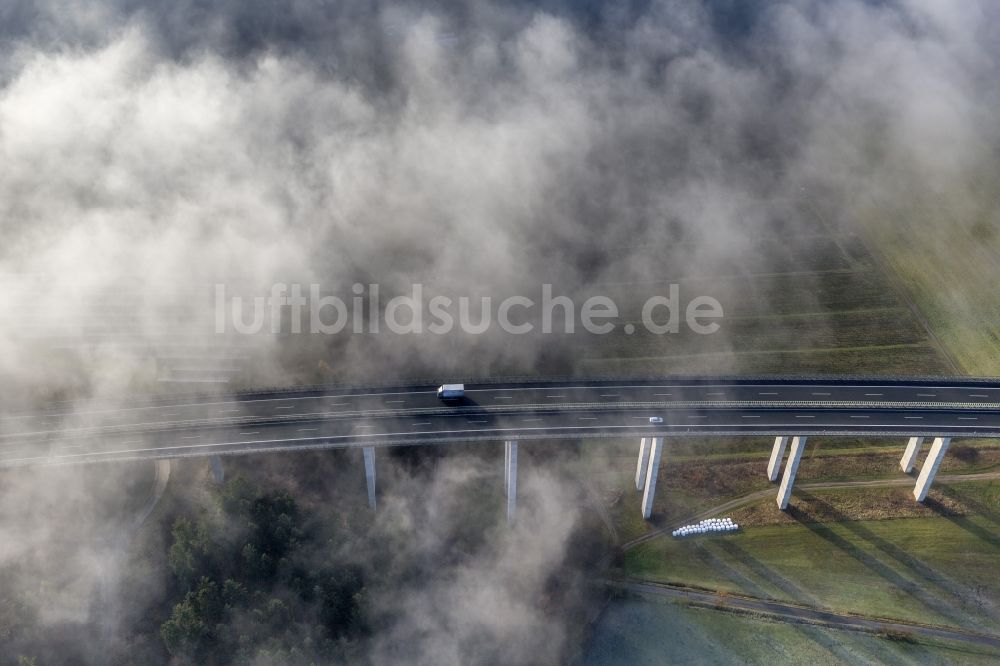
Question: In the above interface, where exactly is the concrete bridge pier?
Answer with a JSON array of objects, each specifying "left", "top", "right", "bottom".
[
  {"left": 640, "top": 437, "right": 664, "bottom": 520},
  {"left": 914, "top": 437, "right": 950, "bottom": 502},
  {"left": 505, "top": 440, "right": 518, "bottom": 523},
  {"left": 635, "top": 438, "right": 651, "bottom": 490},
  {"left": 363, "top": 447, "right": 376, "bottom": 510},
  {"left": 900, "top": 437, "right": 926, "bottom": 473},
  {"left": 776, "top": 436, "right": 807, "bottom": 510},
  {"left": 767, "top": 436, "right": 789, "bottom": 482},
  {"left": 209, "top": 456, "right": 225, "bottom": 484}
]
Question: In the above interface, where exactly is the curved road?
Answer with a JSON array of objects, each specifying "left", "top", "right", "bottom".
[{"left": 2, "top": 377, "right": 1000, "bottom": 466}]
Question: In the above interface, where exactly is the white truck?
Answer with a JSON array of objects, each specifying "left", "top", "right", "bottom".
[{"left": 437, "top": 383, "right": 465, "bottom": 400}]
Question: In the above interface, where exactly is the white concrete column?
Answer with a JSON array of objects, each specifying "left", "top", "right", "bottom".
[
  {"left": 209, "top": 456, "right": 225, "bottom": 485},
  {"left": 767, "top": 436, "right": 789, "bottom": 482},
  {"left": 640, "top": 437, "right": 664, "bottom": 520},
  {"left": 776, "top": 436, "right": 807, "bottom": 510},
  {"left": 635, "top": 438, "right": 651, "bottom": 490},
  {"left": 914, "top": 437, "right": 951, "bottom": 502},
  {"left": 505, "top": 440, "right": 518, "bottom": 523},
  {"left": 363, "top": 446, "right": 376, "bottom": 510},
  {"left": 504, "top": 441, "right": 510, "bottom": 487},
  {"left": 900, "top": 437, "right": 925, "bottom": 473}
]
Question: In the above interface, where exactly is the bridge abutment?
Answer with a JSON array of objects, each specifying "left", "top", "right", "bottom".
[
  {"left": 363, "top": 446, "right": 376, "bottom": 510},
  {"left": 914, "top": 437, "right": 950, "bottom": 502},
  {"left": 776, "top": 436, "right": 807, "bottom": 510},
  {"left": 900, "top": 437, "right": 925, "bottom": 474}
]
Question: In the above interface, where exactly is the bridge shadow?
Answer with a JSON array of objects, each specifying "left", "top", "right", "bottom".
[
  {"left": 686, "top": 542, "right": 874, "bottom": 664},
  {"left": 932, "top": 483, "right": 1000, "bottom": 531},
  {"left": 698, "top": 539, "right": 930, "bottom": 665},
  {"left": 791, "top": 493, "right": 995, "bottom": 629}
]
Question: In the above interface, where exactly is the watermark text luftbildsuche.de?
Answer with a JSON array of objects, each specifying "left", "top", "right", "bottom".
[{"left": 215, "top": 283, "right": 723, "bottom": 336}]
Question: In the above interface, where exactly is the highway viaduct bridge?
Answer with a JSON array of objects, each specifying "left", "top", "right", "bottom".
[{"left": 2, "top": 376, "right": 999, "bottom": 523}]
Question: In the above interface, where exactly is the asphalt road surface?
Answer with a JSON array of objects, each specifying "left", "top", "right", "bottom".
[{"left": 2, "top": 377, "right": 1000, "bottom": 466}]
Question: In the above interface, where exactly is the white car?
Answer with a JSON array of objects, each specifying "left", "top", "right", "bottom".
[{"left": 649, "top": 416, "right": 664, "bottom": 424}]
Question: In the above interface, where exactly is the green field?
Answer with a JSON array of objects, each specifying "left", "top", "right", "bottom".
[{"left": 624, "top": 483, "right": 1000, "bottom": 631}]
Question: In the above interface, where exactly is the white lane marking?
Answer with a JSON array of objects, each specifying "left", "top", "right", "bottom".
[
  {"left": 653, "top": 393, "right": 672, "bottom": 396},
  {"left": 958, "top": 417, "right": 978, "bottom": 421},
  {"left": 546, "top": 395, "right": 567, "bottom": 398},
  {"left": 970, "top": 394, "right": 989, "bottom": 398},
  {"left": 297, "top": 428, "right": 319, "bottom": 432},
  {"left": 275, "top": 406, "right": 294, "bottom": 410},
  {"left": 522, "top": 418, "right": 542, "bottom": 422},
  {"left": 850, "top": 416, "right": 869, "bottom": 419},
  {"left": 917, "top": 394, "right": 937, "bottom": 397},
  {"left": 328, "top": 403, "right": 349, "bottom": 408},
  {"left": 385, "top": 400, "right": 406, "bottom": 404},
  {"left": 600, "top": 394, "right": 620, "bottom": 398},
  {"left": 758, "top": 392, "right": 778, "bottom": 396},
  {"left": 795, "top": 415, "right": 815, "bottom": 419},
  {"left": 354, "top": 425, "right": 374, "bottom": 429},
  {"left": 578, "top": 417, "right": 597, "bottom": 421},
  {"left": 812, "top": 392, "right": 831, "bottom": 396},
  {"left": 741, "top": 415, "right": 760, "bottom": 419},
  {"left": 182, "top": 436, "right": 200, "bottom": 440},
  {"left": 865, "top": 393, "right": 883, "bottom": 397},
  {"left": 240, "top": 431, "right": 260, "bottom": 435},
  {"left": 494, "top": 396, "right": 513, "bottom": 400},
  {"left": 411, "top": 422, "right": 432, "bottom": 426},
  {"left": 467, "top": 420, "right": 488, "bottom": 424}
]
